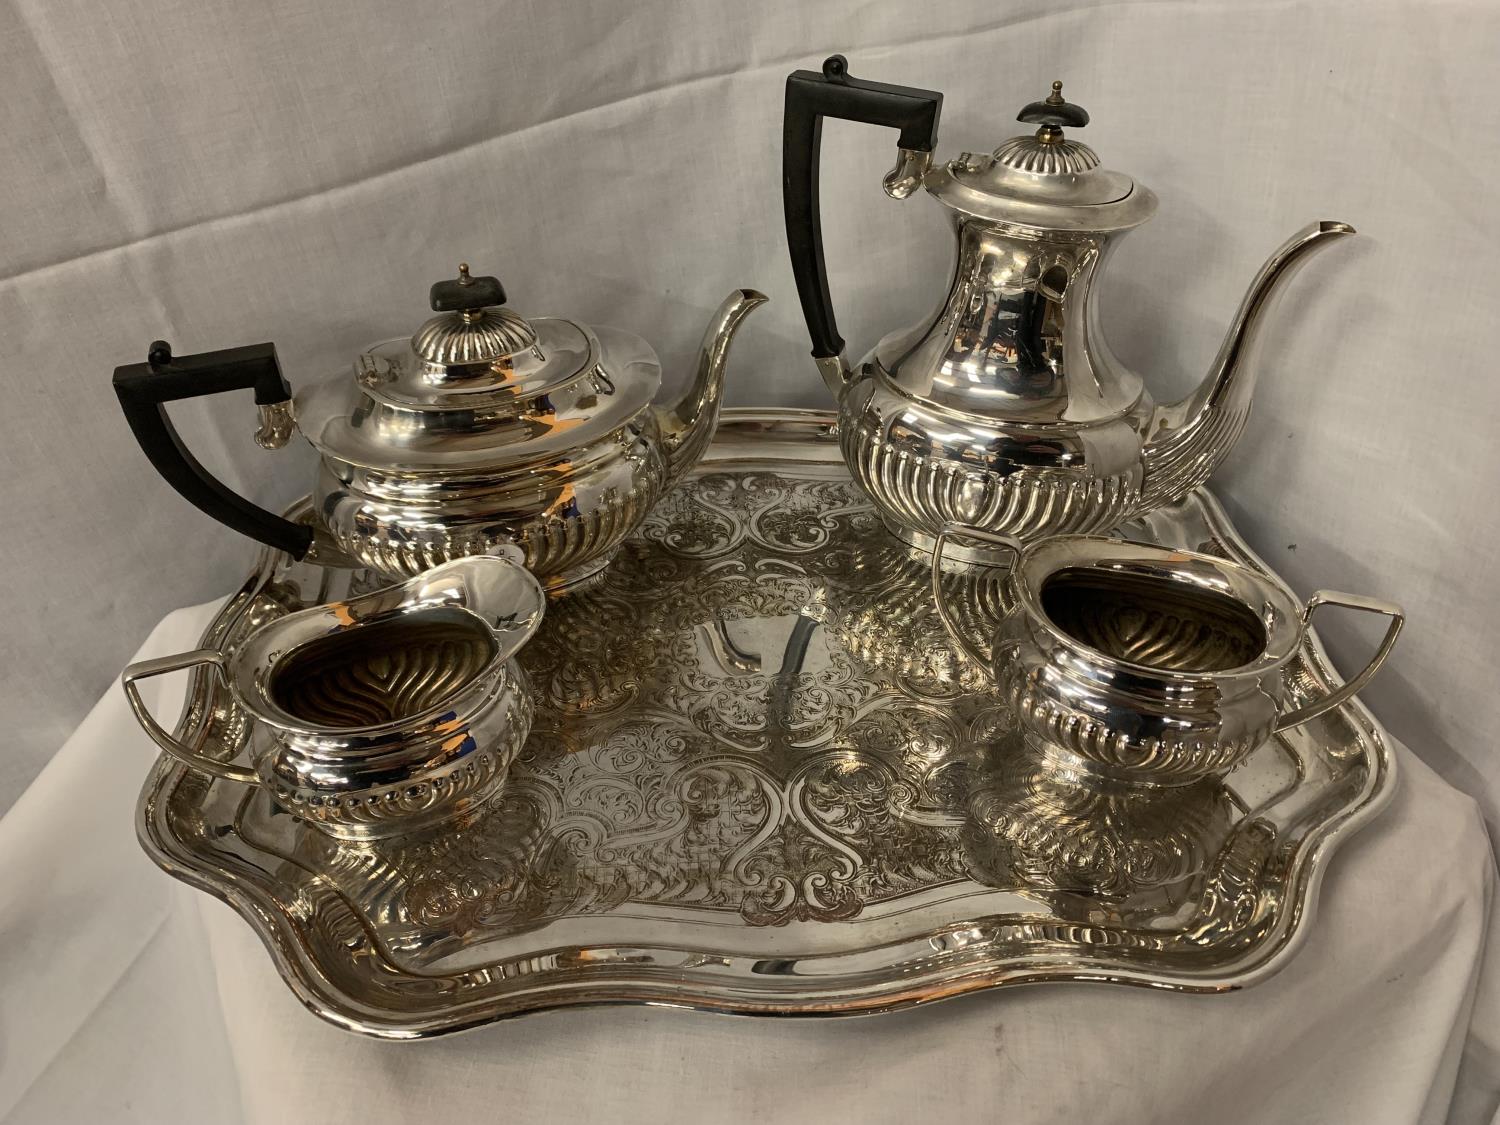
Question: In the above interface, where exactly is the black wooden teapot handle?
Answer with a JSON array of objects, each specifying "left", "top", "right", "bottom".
[
  {"left": 112, "top": 341, "right": 314, "bottom": 558},
  {"left": 782, "top": 55, "right": 942, "bottom": 377}
]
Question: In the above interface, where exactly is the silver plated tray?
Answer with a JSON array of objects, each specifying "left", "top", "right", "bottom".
[{"left": 137, "top": 408, "right": 1394, "bottom": 1038}]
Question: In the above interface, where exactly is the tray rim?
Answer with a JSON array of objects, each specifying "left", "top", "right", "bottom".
[{"left": 135, "top": 406, "right": 1395, "bottom": 1038}]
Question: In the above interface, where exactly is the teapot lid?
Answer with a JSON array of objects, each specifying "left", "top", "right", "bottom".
[
  {"left": 925, "top": 82, "right": 1158, "bottom": 233},
  {"left": 356, "top": 263, "right": 592, "bottom": 407},
  {"left": 293, "top": 263, "right": 659, "bottom": 472}
]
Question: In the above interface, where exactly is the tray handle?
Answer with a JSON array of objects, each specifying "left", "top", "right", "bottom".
[
  {"left": 121, "top": 649, "right": 259, "bottom": 784},
  {"left": 930, "top": 523, "right": 1023, "bottom": 675},
  {"left": 1275, "top": 591, "right": 1404, "bottom": 732}
]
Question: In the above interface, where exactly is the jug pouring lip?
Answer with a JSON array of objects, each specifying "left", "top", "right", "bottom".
[{"left": 230, "top": 551, "right": 545, "bottom": 739}]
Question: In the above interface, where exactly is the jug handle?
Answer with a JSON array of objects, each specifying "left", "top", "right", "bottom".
[
  {"left": 120, "top": 649, "right": 260, "bottom": 784},
  {"left": 113, "top": 340, "right": 314, "bottom": 558},
  {"left": 930, "top": 523, "right": 1023, "bottom": 676},
  {"left": 1274, "top": 591, "right": 1404, "bottom": 732},
  {"left": 783, "top": 55, "right": 942, "bottom": 396}
]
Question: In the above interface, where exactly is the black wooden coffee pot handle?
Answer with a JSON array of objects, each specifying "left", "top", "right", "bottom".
[
  {"left": 113, "top": 340, "right": 314, "bottom": 558},
  {"left": 782, "top": 55, "right": 942, "bottom": 365}
]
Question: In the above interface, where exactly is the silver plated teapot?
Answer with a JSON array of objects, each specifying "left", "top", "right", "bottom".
[
  {"left": 783, "top": 57, "right": 1353, "bottom": 561},
  {"left": 115, "top": 267, "right": 766, "bottom": 590}
]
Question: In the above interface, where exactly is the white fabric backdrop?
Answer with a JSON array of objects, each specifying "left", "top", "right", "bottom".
[
  {"left": 3, "top": 0, "right": 1498, "bottom": 1111},
  {"left": 5, "top": 0, "right": 1497, "bottom": 818}
]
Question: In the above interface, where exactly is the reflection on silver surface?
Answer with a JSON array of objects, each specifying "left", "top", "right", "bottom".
[
  {"left": 124, "top": 262, "right": 767, "bottom": 590},
  {"left": 931, "top": 527, "right": 1403, "bottom": 787},
  {"left": 837, "top": 212, "right": 1352, "bottom": 548},
  {"left": 965, "top": 733, "right": 1239, "bottom": 903},
  {"left": 305, "top": 280, "right": 769, "bottom": 589},
  {"left": 122, "top": 556, "right": 544, "bottom": 840},
  {"left": 790, "top": 68, "right": 1355, "bottom": 547},
  {"left": 136, "top": 409, "right": 1394, "bottom": 1038},
  {"left": 268, "top": 610, "right": 497, "bottom": 728}
]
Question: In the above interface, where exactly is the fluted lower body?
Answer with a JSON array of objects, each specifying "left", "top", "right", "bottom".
[
  {"left": 999, "top": 655, "right": 1267, "bottom": 786},
  {"left": 840, "top": 411, "right": 1142, "bottom": 549},
  {"left": 316, "top": 420, "right": 667, "bottom": 591},
  {"left": 262, "top": 662, "right": 534, "bottom": 840},
  {"left": 993, "top": 600, "right": 1282, "bottom": 787}
]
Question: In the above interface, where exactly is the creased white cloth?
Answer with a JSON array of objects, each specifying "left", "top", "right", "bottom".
[{"left": 0, "top": 600, "right": 1494, "bottom": 1124}]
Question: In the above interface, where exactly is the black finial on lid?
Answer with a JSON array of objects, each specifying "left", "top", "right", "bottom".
[
  {"left": 1017, "top": 80, "right": 1090, "bottom": 129},
  {"left": 430, "top": 263, "right": 507, "bottom": 312}
]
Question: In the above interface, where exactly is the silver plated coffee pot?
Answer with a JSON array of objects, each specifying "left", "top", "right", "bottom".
[
  {"left": 784, "top": 57, "right": 1353, "bottom": 561},
  {"left": 115, "top": 267, "right": 766, "bottom": 590}
]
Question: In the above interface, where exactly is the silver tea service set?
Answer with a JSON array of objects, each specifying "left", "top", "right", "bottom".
[{"left": 118, "top": 57, "right": 1403, "bottom": 842}]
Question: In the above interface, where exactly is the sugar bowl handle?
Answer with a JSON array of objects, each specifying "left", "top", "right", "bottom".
[
  {"left": 930, "top": 523, "right": 1024, "bottom": 675},
  {"left": 1274, "top": 591, "right": 1404, "bottom": 732},
  {"left": 113, "top": 340, "right": 314, "bottom": 559},
  {"left": 120, "top": 649, "right": 259, "bottom": 784}
]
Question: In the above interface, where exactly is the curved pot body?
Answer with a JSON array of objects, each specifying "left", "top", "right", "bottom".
[
  {"left": 112, "top": 268, "right": 765, "bottom": 593},
  {"left": 781, "top": 58, "right": 1352, "bottom": 550},
  {"left": 930, "top": 531, "right": 1403, "bottom": 788},
  {"left": 835, "top": 214, "right": 1154, "bottom": 550},
  {"left": 313, "top": 398, "right": 669, "bottom": 590},
  {"left": 120, "top": 556, "right": 547, "bottom": 840}
]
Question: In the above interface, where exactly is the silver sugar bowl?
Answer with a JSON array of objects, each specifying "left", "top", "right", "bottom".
[
  {"left": 785, "top": 57, "right": 1353, "bottom": 558},
  {"left": 121, "top": 555, "right": 545, "bottom": 839},
  {"left": 932, "top": 528, "right": 1403, "bottom": 786},
  {"left": 114, "top": 266, "right": 766, "bottom": 591}
]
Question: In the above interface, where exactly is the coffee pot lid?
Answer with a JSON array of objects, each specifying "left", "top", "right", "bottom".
[{"left": 925, "top": 81, "right": 1159, "bottom": 232}]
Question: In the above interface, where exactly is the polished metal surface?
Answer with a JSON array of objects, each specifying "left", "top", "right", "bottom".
[
  {"left": 123, "top": 555, "right": 545, "bottom": 840},
  {"left": 806, "top": 75, "right": 1355, "bottom": 546},
  {"left": 248, "top": 265, "right": 765, "bottom": 588},
  {"left": 310, "top": 275, "right": 767, "bottom": 588},
  {"left": 932, "top": 528, "right": 1403, "bottom": 786},
  {"left": 136, "top": 409, "right": 1395, "bottom": 1037},
  {"left": 920, "top": 81, "right": 1152, "bottom": 232}
]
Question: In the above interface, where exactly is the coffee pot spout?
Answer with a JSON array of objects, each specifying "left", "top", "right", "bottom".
[
  {"left": 1140, "top": 220, "right": 1355, "bottom": 508},
  {"left": 657, "top": 288, "right": 768, "bottom": 481}
]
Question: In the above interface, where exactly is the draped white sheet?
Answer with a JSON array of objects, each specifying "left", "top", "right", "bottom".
[{"left": 3, "top": 0, "right": 1498, "bottom": 1118}]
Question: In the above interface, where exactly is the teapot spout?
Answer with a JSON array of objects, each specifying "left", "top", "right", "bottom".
[
  {"left": 658, "top": 288, "right": 769, "bottom": 481},
  {"left": 1140, "top": 220, "right": 1355, "bottom": 508}
]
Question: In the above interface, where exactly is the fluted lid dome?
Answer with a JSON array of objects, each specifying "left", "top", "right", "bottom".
[
  {"left": 411, "top": 306, "right": 539, "bottom": 368},
  {"left": 989, "top": 133, "right": 1100, "bottom": 177},
  {"left": 352, "top": 263, "right": 575, "bottom": 404},
  {"left": 290, "top": 261, "right": 661, "bottom": 473},
  {"left": 925, "top": 81, "right": 1158, "bottom": 233}
]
